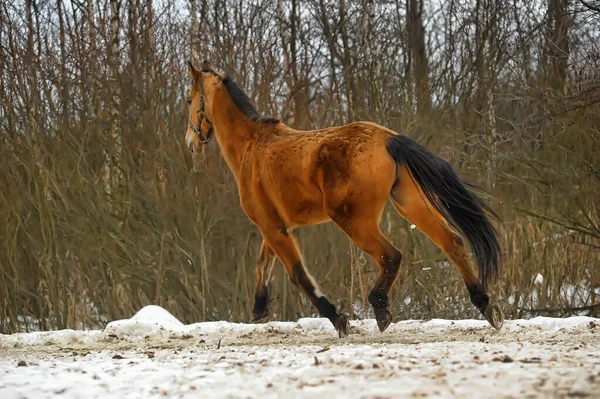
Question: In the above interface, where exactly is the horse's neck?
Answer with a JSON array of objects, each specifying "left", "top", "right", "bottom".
[
  {"left": 210, "top": 91, "right": 256, "bottom": 178},
  {"left": 218, "top": 138, "right": 248, "bottom": 178}
]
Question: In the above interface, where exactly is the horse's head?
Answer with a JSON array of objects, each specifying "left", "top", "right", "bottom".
[{"left": 185, "top": 61, "right": 217, "bottom": 153}]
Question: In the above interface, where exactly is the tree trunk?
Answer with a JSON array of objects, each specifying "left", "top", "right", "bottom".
[
  {"left": 145, "top": 0, "right": 155, "bottom": 90},
  {"left": 277, "top": 0, "right": 307, "bottom": 127},
  {"left": 86, "top": 0, "right": 99, "bottom": 118},
  {"left": 544, "top": 0, "right": 571, "bottom": 95},
  {"left": 406, "top": 0, "right": 431, "bottom": 117},
  {"left": 25, "top": 0, "right": 39, "bottom": 136},
  {"left": 128, "top": 0, "right": 138, "bottom": 68},
  {"left": 104, "top": 0, "right": 123, "bottom": 198},
  {"left": 57, "top": 0, "right": 69, "bottom": 127},
  {"left": 0, "top": 7, "right": 15, "bottom": 137},
  {"left": 360, "top": 0, "right": 378, "bottom": 118},
  {"left": 339, "top": 0, "right": 356, "bottom": 121},
  {"left": 318, "top": 0, "right": 345, "bottom": 123},
  {"left": 475, "top": 0, "right": 499, "bottom": 185},
  {"left": 189, "top": 0, "right": 198, "bottom": 61}
]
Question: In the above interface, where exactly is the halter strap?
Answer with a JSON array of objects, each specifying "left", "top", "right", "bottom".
[{"left": 188, "top": 73, "right": 214, "bottom": 144}]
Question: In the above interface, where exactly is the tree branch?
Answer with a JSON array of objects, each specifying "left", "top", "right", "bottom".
[{"left": 579, "top": 0, "right": 600, "bottom": 13}]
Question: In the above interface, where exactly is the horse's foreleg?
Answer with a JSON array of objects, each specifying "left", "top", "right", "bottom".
[
  {"left": 260, "top": 227, "right": 349, "bottom": 338},
  {"left": 251, "top": 239, "right": 275, "bottom": 322}
]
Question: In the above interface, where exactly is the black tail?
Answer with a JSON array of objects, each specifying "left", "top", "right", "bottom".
[{"left": 386, "top": 135, "right": 503, "bottom": 289}]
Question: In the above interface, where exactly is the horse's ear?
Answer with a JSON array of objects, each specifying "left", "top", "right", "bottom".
[
  {"left": 201, "top": 60, "right": 213, "bottom": 72},
  {"left": 187, "top": 61, "right": 200, "bottom": 81}
]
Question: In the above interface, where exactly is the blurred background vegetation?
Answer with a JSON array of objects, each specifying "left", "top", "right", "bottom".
[{"left": 0, "top": 0, "right": 598, "bottom": 333}]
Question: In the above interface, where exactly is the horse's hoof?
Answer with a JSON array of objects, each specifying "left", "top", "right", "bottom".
[
  {"left": 485, "top": 303, "right": 504, "bottom": 330},
  {"left": 250, "top": 311, "right": 269, "bottom": 323},
  {"left": 375, "top": 309, "right": 392, "bottom": 332},
  {"left": 334, "top": 314, "right": 349, "bottom": 338}
]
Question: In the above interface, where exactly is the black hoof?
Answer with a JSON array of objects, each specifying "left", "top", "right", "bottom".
[
  {"left": 334, "top": 314, "right": 349, "bottom": 338},
  {"left": 250, "top": 311, "right": 269, "bottom": 323},
  {"left": 252, "top": 287, "right": 269, "bottom": 322},
  {"left": 375, "top": 309, "right": 392, "bottom": 332},
  {"left": 485, "top": 303, "right": 504, "bottom": 330}
]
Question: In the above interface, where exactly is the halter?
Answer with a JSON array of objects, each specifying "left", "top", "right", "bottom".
[{"left": 188, "top": 73, "right": 214, "bottom": 144}]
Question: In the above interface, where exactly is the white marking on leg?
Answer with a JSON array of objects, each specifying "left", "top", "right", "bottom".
[{"left": 307, "top": 272, "right": 326, "bottom": 298}]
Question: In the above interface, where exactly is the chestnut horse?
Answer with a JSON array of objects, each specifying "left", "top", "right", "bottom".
[{"left": 185, "top": 62, "right": 503, "bottom": 337}]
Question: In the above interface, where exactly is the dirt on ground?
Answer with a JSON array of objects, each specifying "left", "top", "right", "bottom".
[{"left": 1, "top": 319, "right": 599, "bottom": 398}]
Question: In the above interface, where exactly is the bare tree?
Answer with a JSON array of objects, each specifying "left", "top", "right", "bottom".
[
  {"left": 475, "top": 0, "right": 500, "bottom": 182},
  {"left": 190, "top": 0, "right": 199, "bottom": 61},
  {"left": 543, "top": 0, "right": 571, "bottom": 94},
  {"left": 406, "top": 0, "right": 431, "bottom": 117},
  {"left": 104, "top": 0, "right": 123, "bottom": 199}
]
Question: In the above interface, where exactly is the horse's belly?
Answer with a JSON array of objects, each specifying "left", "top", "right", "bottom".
[{"left": 279, "top": 191, "right": 328, "bottom": 227}]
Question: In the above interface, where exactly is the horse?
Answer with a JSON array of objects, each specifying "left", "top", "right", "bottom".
[{"left": 184, "top": 61, "right": 504, "bottom": 338}]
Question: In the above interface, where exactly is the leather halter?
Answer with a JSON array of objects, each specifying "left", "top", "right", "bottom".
[{"left": 188, "top": 73, "right": 214, "bottom": 144}]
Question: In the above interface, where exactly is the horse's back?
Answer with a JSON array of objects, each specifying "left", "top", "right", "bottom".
[{"left": 243, "top": 122, "right": 397, "bottom": 226}]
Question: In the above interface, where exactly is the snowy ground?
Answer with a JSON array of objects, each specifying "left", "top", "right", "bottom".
[{"left": 1, "top": 306, "right": 599, "bottom": 398}]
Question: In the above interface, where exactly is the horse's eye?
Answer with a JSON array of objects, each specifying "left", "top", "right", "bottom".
[{"left": 187, "top": 99, "right": 192, "bottom": 105}]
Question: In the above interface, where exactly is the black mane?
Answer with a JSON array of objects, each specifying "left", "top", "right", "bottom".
[
  {"left": 199, "top": 64, "right": 279, "bottom": 124},
  {"left": 222, "top": 74, "right": 280, "bottom": 124}
]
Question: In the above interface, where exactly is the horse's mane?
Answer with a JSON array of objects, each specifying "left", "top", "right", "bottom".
[{"left": 202, "top": 66, "right": 279, "bottom": 125}]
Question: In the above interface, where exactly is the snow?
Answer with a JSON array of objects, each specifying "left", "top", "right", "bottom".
[
  {"left": 534, "top": 273, "right": 544, "bottom": 285},
  {"left": 1, "top": 306, "right": 599, "bottom": 398},
  {"left": 104, "top": 305, "right": 186, "bottom": 337}
]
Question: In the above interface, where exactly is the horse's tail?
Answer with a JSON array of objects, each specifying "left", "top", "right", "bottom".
[{"left": 386, "top": 135, "right": 503, "bottom": 289}]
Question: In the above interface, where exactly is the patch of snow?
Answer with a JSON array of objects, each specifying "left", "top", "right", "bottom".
[
  {"left": 1, "top": 305, "right": 597, "bottom": 351},
  {"left": 511, "top": 280, "right": 597, "bottom": 311},
  {"left": 297, "top": 317, "right": 336, "bottom": 332},
  {"left": 0, "top": 305, "right": 598, "bottom": 399},
  {"left": 0, "top": 329, "right": 101, "bottom": 348},
  {"left": 105, "top": 305, "right": 185, "bottom": 337}
]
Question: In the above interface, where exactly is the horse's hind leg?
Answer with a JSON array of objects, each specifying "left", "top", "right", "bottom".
[
  {"left": 251, "top": 239, "right": 275, "bottom": 322},
  {"left": 331, "top": 217, "right": 402, "bottom": 332},
  {"left": 260, "top": 227, "right": 349, "bottom": 338},
  {"left": 390, "top": 198, "right": 504, "bottom": 329}
]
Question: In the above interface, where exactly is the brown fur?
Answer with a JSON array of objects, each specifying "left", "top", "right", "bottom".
[{"left": 185, "top": 63, "right": 502, "bottom": 337}]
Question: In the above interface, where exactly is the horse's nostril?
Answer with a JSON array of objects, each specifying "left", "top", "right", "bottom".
[{"left": 189, "top": 142, "right": 194, "bottom": 153}]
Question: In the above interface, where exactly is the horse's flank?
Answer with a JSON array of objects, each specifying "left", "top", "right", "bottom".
[{"left": 242, "top": 121, "right": 398, "bottom": 230}]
